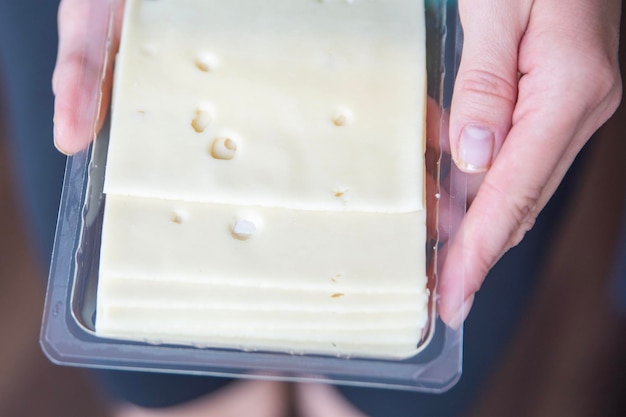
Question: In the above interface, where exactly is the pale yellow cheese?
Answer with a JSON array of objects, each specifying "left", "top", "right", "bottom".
[
  {"left": 98, "top": 196, "right": 427, "bottom": 290},
  {"left": 96, "top": 0, "right": 429, "bottom": 358},
  {"left": 95, "top": 195, "right": 428, "bottom": 357},
  {"left": 103, "top": 0, "right": 426, "bottom": 213}
]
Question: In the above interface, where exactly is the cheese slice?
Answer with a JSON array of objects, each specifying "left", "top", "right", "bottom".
[
  {"left": 103, "top": 0, "right": 426, "bottom": 213},
  {"left": 98, "top": 195, "right": 427, "bottom": 290},
  {"left": 96, "top": 0, "right": 429, "bottom": 359}
]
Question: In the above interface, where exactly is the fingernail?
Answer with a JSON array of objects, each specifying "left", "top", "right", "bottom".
[
  {"left": 449, "top": 294, "right": 475, "bottom": 330},
  {"left": 458, "top": 125, "right": 494, "bottom": 172},
  {"left": 53, "top": 123, "right": 71, "bottom": 156}
]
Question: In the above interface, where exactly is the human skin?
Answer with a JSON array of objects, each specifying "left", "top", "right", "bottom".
[
  {"left": 439, "top": 0, "right": 622, "bottom": 327},
  {"left": 52, "top": 0, "right": 621, "bottom": 329},
  {"left": 52, "top": 0, "right": 124, "bottom": 155}
]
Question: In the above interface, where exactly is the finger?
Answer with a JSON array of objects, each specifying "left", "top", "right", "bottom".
[
  {"left": 52, "top": 0, "right": 122, "bottom": 155},
  {"left": 449, "top": 0, "right": 531, "bottom": 173}
]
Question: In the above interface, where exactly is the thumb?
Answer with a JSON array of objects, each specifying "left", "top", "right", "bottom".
[
  {"left": 450, "top": 0, "right": 529, "bottom": 173},
  {"left": 52, "top": 0, "right": 120, "bottom": 155}
]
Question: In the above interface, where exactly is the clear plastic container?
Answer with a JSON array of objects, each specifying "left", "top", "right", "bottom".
[{"left": 41, "top": 0, "right": 466, "bottom": 392}]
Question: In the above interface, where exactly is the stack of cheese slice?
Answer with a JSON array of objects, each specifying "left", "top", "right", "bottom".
[{"left": 96, "top": 0, "right": 429, "bottom": 359}]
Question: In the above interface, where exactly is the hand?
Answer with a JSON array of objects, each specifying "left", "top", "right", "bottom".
[
  {"left": 52, "top": 0, "right": 125, "bottom": 154},
  {"left": 438, "top": 0, "right": 622, "bottom": 327}
]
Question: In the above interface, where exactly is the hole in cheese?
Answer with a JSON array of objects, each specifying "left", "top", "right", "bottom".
[
  {"left": 331, "top": 108, "right": 352, "bottom": 127},
  {"left": 210, "top": 136, "right": 237, "bottom": 160},
  {"left": 171, "top": 211, "right": 185, "bottom": 224},
  {"left": 191, "top": 108, "right": 212, "bottom": 133},
  {"left": 195, "top": 53, "right": 219, "bottom": 72}
]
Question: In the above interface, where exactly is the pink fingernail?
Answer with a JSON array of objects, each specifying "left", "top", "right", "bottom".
[{"left": 458, "top": 125, "right": 494, "bottom": 172}]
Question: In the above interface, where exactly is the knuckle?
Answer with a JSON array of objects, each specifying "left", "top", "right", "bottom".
[
  {"left": 457, "top": 69, "right": 518, "bottom": 109},
  {"left": 509, "top": 212, "right": 537, "bottom": 249},
  {"left": 480, "top": 177, "right": 541, "bottom": 248},
  {"left": 484, "top": 178, "right": 540, "bottom": 227}
]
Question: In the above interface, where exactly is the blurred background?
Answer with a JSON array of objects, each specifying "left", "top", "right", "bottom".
[{"left": 0, "top": 2, "right": 625, "bottom": 417}]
